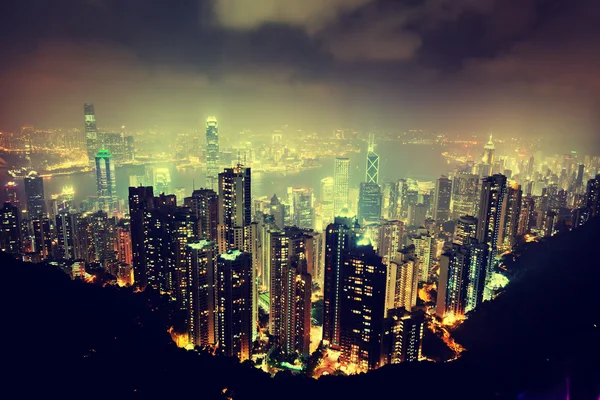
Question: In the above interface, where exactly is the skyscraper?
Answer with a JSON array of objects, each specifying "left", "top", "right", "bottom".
[
  {"left": 333, "top": 158, "right": 350, "bottom": 216},
  {"left": 358, "top": 182, "right": 382, "bottom": 225},
  {"left": 410, "top": 232, "right": 434, "bottom": 283},
  {"left": 205, "top": 117, "right": 219, "bottom": 191},
  {"left": 386, "top": 246, "right": 419, "bottom": 314},
  {"left": 499, "top": 182, "right": 522, "bottom": 250},
  {"left": 365, "top": 134, "right": 379, "bottom": 184},
  {"left": 339, "top": 238, "right": 387, "bottom": 372},
  {"left": 453, "top": 215, "right": 478, "bottom": 245},
  {"left": 281, "top": 255, "right": 312, "bottom": 358},
  {"left": 186, "top": 240, "right": 217, "bottom": 347},
  {"left": 55, "top": 211, "right": 77, "bottom": 260},
  {"left": 215, "top": 250, "right": 253, "bottom": 361},
  {"left": 451, "top": 173, "right": 479, "bottom": 219},
  {"left": 268, "top": 230, "right": 288, "bottom": 339},
  {"left": 322, "top": 213, "right": 359, "bottom": 349},
  {"left": 24, "top": 171, "right": 45, "bottom": 218},
  {"left": 482, "top": 134, "right": 495, "bottom": 166},
  {"left": 128, "top": 186, "right": 155, "bottom": 288},
  {"left": 437, "top": 241, "right": 487, "bottom": 318},
  {"left": 95, "top": 149, "right": 117, "bottom": 201},
  {"left": 320, "top": 177, "right": 335, "bottom": 225},
  {"left": 84, "top": 103, "right": 98, "bottom": 160},
  {"left": 586, "top": 174, "right": 600, "bottom": 217},
  {"left": 377, "top": 219, "right": 405, "bottom": 266},
  {"left": 4, "top": 181, "right": 19, "bottom": 206},
  {"left": 433, "top": 176, "right": 452, "bottom": 223},
  {"left": 0, "top": 202, "right": 22, "bottom": 256},
  {"left": 217, "top": 165, "right": 251, "bottom": 253},
  {"left": 185, "top": 189, "right": 218, "bottom": 241},
  {"left": 292, "top": 188, "right": 314, "bottom": 229},
  {"left": 381, "top": 309, "right": 425, "bottom": 365},
  {"left": 476, "top": 174, "right": 507, "bottom": 276}
]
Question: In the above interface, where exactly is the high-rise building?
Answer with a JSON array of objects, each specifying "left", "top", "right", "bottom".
[
  {"left": 410, "top": 233, "right": 434, "bottom": 283},
  {"left": 320, "top": 177, "right": 335, "bottom": 225},
  {"left": 381, "top": 309, "right": 425, "bottom": 365},
  {"left": 185, "top": 189, "right": 218, "bottom": 241},
  {"left": 281, "top": 255, "right": 312, "bottom": 358},
  {"left": 453, "top": 215, "right": 478, "bottom": 245},
  {"left": 499, "top": 182, "right": 522, "bottom": 250},
  {"left": 129, "top": 186, "right": 156, "bottom": 288},
  {"left": 386, "top": 246, "right": 419, "bottom": 314},
  {"left": 333, "top": 158, "right": 350, "bottom": 216},
  {"left": 377, "top": 220, "right": 405, "bottom": 266},
  {"left": 292, "top": 188, "right": 314, "bottom": 229},
  {"left": 24, "top": 171, "right": 45, "bottom": 218},
  {"left": 482, "top": 134, "right": 495, "bottom": 167},
  {"left": 205, "top": 117, "right": 219, "bottom": 191},
  {"left": 339, "top": 238, "right": 387, "bottom": 372},
  {"left": 451, "top": 173, "right": 479, "bottom": 219},
  {"left": 31, "top": 217, "right": 52, "bottom": 260},
  {"left": 84, "top": 103, "right": 98, "bottom": 160},
  {"left": 154, "top": 167, "right": 171, "bottom": 195},
  {"left": 437, "top": 241, "right": 488, "bottom": 318},
  {"left": 269, "top": 194, "right": 285, "bottom": 230},
  {"left": 408, "top": 203, "right": 427, "bottom": 227},
  {"left": 55, "top": 211, "right": 77, "bottom": 260},
  {"left": 217, "top": 166, "right": 251, "bottom": 254},
  {"left": 433, "top": 176, "right": 452, "bottom": 223},
  {"left": 358, "top": 182, "right": 382, "bottom": 225},
  {"left": 322, "top": 213, "right": 359, "bottom": 349},
  {"left": 518, "top": 196, "right": 535, "bottom": 236},
  {"left": 585, "top": 174, "right": 600, "bottom": 217},
  {"left": 95, "top": 149, "right": 117, "bottom": 203},
  {"left": 476, "top": 174, "right": 507, "bottom": 276},
  {"left": 4, "top": 181, "right": 19, "bottom": 207},
  {"left": 186, "top": 240, "right": 217, "bottom": 347},
  {"left": 215, "top": 250, "right": 252, "bottom": 361},
  {"left": 116, "top": 223, "right": 132, "bottom": 265},
  {"left": 0, "top": 202, "right": 22, "bottom": 256},
  {"left": 365, "top": 134, "right": 379, "bottom": 184},
  {"left": 268, "top": 230, "right": 288, "bottom": 339}
]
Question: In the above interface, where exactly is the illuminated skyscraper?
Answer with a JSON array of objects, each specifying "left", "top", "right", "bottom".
[
  {"left": 84, "top": 103, "right": 98, "bottom": 160},
  {"left": 205, "top": 117, "right": 219, "bottom": 191},
  {"left": 586, "top": 174, "right": 600, "bottom": 217},
  {"left": 292, "top": 188, "right": 314, "bottom": 229},
  {"left": 482, "top": 134, "right": 495, "bottom": 166},
  {"left": 322, "top": 212, "right": 359, "bottom": 349},
  {"left": 154, "top": 167, "right": 171, "bottom": 195},
  {"left": 381, "top": 309, "right": 425, "bottom": 365},
  {"left": 437, "top": 241, "right": 487, "bottom": 318},
  {"left": 186, "top": 240, "right": 217, "bottom": 347},
  {"left": 24, "top": 171, "right": 45, "bottom": 218},
  {"left": 31, "top": 217, "right": 52, "bottom": 260},
  {"left": 269, "top": 194, "right": 285, "bottom": 230},
  {"left": 377, "top": 219, "right": 405, "bottom": 266},
  {"left": 386, "top": 246, "right": 418, "bottom": 314},
  {"left": 333, "top": 158, "right": 350, "bottom": 216},
  {"left": 268, "top": 230, "right": 288, "bottom": 339},
  {"left": 215, "top": 250, "right": 253, "bottom": 361},
  {"left": 217, "top": 165, "right": 251, "bottom": 254},
  {"left": 339, "top": 238, "right": 387, "bottom": 372},
  {"left": 365, "top": 134, "right": 379, "bottom": 184},
  {"left": 476, "top": 174, "right": 507, "bottom": 276},
  {"left": 358, "top": 182, "right": 382, "bottom": 225},
  {"left": 55, "top": 211, "right": 77, "bottom": 260},
  {"left": 128, "top": 186, "right": 155, "bottom": 288},
  {"left": 0, "top": 202, "right": 22, "bottom": 256},
  {"left": 451, "top": 173, "right": 479, "bottom": 219},
  {"left": 4, "top": 181, "right": 19, "bottom": 207},
  {"left": 433, "top": 176, "right": 452, "bottom": 223},
  {"left": 499, "top": 182, "right": 522, "bottom": 250},
  {"left": 453, "top": 215, "right": 478, "bottom": 245},
  {"left": 410, "top": 233, "right": 434, "bottom": 283},
  {"left": 95, "top": 149, "right": 117, "bottom": 199},
  {"left": 281, "top": 254, "right": 312, "bottom": 358},
  {"left": 320, "top": 177, "right": 335, "bottom": 225},
  {"left": 185, "top": 189, "right": 218, "bottom": 241}
]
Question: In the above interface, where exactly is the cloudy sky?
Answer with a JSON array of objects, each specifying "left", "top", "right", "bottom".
[{"left": 1, "top": 0, "right": 599, "bottom": 149}]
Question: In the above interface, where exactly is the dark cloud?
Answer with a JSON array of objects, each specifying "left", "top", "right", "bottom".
[{"left": 0, "top": 0, "right": 598, "bottom": 150}]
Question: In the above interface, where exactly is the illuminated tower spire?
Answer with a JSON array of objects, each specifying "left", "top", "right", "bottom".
[
  {"left": 206, "top": 116, "right": 219, "bottom": 191},
  {"left": 482, "top": 133, "right": 495, "bottom": 165},
  {"left": 366, "top": 134, "right": 379, "bottom": 184}
]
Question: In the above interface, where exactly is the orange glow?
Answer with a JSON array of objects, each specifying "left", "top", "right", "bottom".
[
  {"left": 428, "top": 317, "right": 465, "bottom": 361},
  {"left": 167, "top": 326, "right": 189, "bottom": 348},
  {"left": 85, "top": 275, "right": 96, "bottom": 284}
]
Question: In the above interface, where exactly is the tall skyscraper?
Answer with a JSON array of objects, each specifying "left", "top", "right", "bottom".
[
  {"left": 322, "top": 213, "right": 359, "bottom": 349},
  {"left": 320, "top": 177, "right": 335, "bottom": 225},
  {"left": 339, "top": 238, "right": 387, "bottom": 372},
  {"left": 24, "top": 171, "right": 45, "bottom": 218},
  {"left": 292, "top": 188, "right": 314, "bottom": 229},
  {"left": 476, "top": 174, "right": 507, "bottom": 276},
  {"left": 377, "top": 219, "right": 405, "bottom": 266},
  {"left": 4, "top": 181, "right": 19, "bottom": 206},
  {"left": 365, "top": 134, "right": 379, "bottom": 184},
  {"left": 437, "top": 241, "right": 487, "bottom": 318},
  {"left": 482, "top": 134, "right": 495, "bottom": 166},
  {"left": 55, "top": 211, "right": 77, "bottom": 260},
  {"left": 386, "top": 246, "right": 419, "bottom": 314},
  {"left": 0, "top": 202, "right": 22, "bottom": 256},
  {"left": 186, "top": 240, "right": 217, "bottom": 347},
  {"left": 433, "top": 176, "right": 452, "bottom": 223},
  {"left": 281, "top": 255, "right": 312, "bottom": 358},
  {"left": 453, "top": 215, "right": 478, "bottom": 245},
  {"left": 205, "top": 117, "right": 219, "bottom": 191},
  {"left": 381, "top": 309, "right": 425, "bottom": 365},
  {"left": 586, "top": 174, "right": 600, "bottom": 217},
  {"left": 185, "top": 189, "right": 218, "bottom": 241},
  {"left": 268, "top": 230, "right": 288, "bottom": 339},
  {"left": 451, "top": 173, "right": 479, "bottom": 219},
  {"left": 358, "top": 182, "right": 382, "bottom": 225},
  {"left": 269, "top": 194, "right": 285, "bottom": 230},
  {"left": 31, "top": 217, "right": 52, "bottom": 260},
  {"left": 95, "top": 149, "right": 117, "bottom": 201},
  {"left": 215, "top": 250, "right": 253, "bottom": 361},
  {"left": 499, "top": 181, "right": 522, "bottom": 250},
  {"left": 84, "top": 103, "right": 98, "bottom": 160},
  {"left": 410, "top": 233, "right": 434, "bottom": 283},
  {"left": 217, "top": 165, "right": 251, "bottom": 253},
  {"left": 128, "top": 186, "right": 155, "bottom": 288},
  {"left": 333, "top": 158, "right": 350, "bottom": 216}
]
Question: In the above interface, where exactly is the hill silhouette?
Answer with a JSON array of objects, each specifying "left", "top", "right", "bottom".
[{"left": 1, "top": 219, "right": 599, "bottom": 399}]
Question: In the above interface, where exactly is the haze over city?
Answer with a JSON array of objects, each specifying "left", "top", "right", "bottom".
[{"left": 1, "top": 1, "right": 599, "bottom": 400}]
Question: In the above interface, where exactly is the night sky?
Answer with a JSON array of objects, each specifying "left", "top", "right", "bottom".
[{"left": 1, "top": 0, "right": 599, "bottom": 149}]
